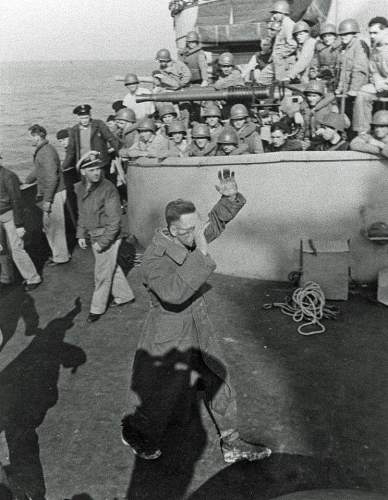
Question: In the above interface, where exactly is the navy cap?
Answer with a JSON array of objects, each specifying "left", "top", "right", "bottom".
[
  {"left": 73, "top": 104, "right": 92, "bottom": 115},
  {"left": 77, "top": 151, "right": 102, "bottom": 170}
]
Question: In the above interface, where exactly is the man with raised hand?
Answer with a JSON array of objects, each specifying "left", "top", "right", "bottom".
[{"left": 122, "top": 169, "right": 272, "bottom": 464}]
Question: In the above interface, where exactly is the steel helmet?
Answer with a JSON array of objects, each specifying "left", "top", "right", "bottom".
[
  {"left": 304, "top": 80, "right": 326, "bottom": 95},
  {"left": 168, "top": 120, "right": 187, "bottom": 135},
  {"left": 319, "top": 22, "right": 336, "bottom": 36},
  {"left": 124, "top": 73, "right": 139, "bottom": 86},
  {"left": 338, "top": 19, "right": 360, "bottom": 35},
  {"left": 218, "top": 52, "right": 234, "bottom": 66},
  {"left": 270, "top": 0, "right": 291, "bottom": 15},
  {"left": 319, "top": 112, "right": 348, "bottom": 132},
  {"left": 230, "top": 104, "right": 249, "bottom": 120},
  {"left": 156, "top": 48, "right": 172, "bottom": 62},
  {"left": 367, "top": 221, "right": 388, "bottom": 238},
  {"left": 137, "top": 118, "right": 156, "bottom": 132},
  {"left": 115, "top": 108, "right": 136, "bottom": 123},
  {"left": 217, "top": 127, "right": 239, "bottom": 145},
  {"left": 202, "top": 103, "right": 222, "bottom": 118},
  {"left": 192, "top": 123, "right": 211, "bottom": 139},
  {"left": 371, "top": 110, "right": 388, "bottom": 126},
  {"left": 186, "top": 30, "right": 200, "bottom": 43},
  {"left": 292, "top": 21, "right": 311, "bottom": 35},
  {"left": 159, "top": 103, "right": 178, "bottom": 118}
]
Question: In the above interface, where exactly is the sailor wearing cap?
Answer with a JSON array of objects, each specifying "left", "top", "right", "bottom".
[
  {"left": 75, "top": 151, "right": 135, "bottom": 323},
  {"left": 62, "top": 104, "right": 120, "bottom": 179}
]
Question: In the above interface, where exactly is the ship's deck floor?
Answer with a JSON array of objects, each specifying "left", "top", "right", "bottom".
[{"left": 0, "top": 246, "right": 387, "bottom": 500}]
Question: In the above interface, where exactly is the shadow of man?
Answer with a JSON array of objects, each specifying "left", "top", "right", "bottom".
[
  {"left": 0, "top": 297, "right": 86, "bottom": 500},
  {"left": 0, "top": 288, "right": 40, "bottom": 352},
  {"left": 125, "top": 347, "right": 228, "bottom": 500}
]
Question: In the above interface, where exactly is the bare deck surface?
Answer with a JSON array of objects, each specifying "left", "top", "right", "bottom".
[{"left": 1, "top": 247, "right": 387, "bottom": 500}]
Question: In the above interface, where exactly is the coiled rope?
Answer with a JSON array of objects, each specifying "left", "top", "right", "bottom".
[{"left": 263, "top": 281, "right": 339, "bottom": 336}]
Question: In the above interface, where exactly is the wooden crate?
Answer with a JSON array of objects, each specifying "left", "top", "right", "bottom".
[{"left": 301, "top": 239, "right": 350, "bottom": 301}]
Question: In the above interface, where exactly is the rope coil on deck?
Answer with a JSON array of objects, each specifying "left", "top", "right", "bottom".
[{"left": 263, "top": 281, "right": 339, "bottom": 336}]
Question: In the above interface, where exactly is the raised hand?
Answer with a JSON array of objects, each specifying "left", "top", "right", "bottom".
[{"left": 215, "top": 168, "right": 238, "bottom": 198}]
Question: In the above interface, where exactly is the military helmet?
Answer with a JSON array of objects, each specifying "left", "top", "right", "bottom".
[
  {"left": 168, "top": 120, "right": 187, "bottom": 135},
  {"left": 319, "top": 22, "right": 336, "bottom": 36},
  {"left": 304, "top": 80, "right": 326, "bottom": 95},
  {"left": 115, "top": 108, "right": 136, "bottom": 123},
  {"left": 270, "top": 0, "right": 291, "bottom": 15},
  {"left": 186, "top": 31, "right": 200, "bottom": 43},
  {"left": 367, "top": 221, "right": 388, "bottom": 239},
  {"left": 371, "top": 110, "right": 388, "bottom": 126},
  {"left": 217, "top": 127, "right": 239, "bottom": 145},
  {"left": 156, "top": 48, "right": 172, "bottom": 62},
  {"left": 192, "top": 123, "right": 211, "bottom": 139},
  {"left": 159, "top": 103, "right": 178, "bottom": 118},
  {"left": 292, "top": 21, "right": 311, "bottom": 35},
  {"left": 319, "top": 112, "right": 348, "bottom": 132},
  {"left": 338, "top": 19, "right": 360, "bottom": 35},
  {"left": 218, "top": 52, "right": 234, "bottom": 66},
  {"left": 202, "top": 103, "right": 222, "bottom": 118},
  {"left": 137, "top": 118, "right": 156, "bottom": 132},
  {"left": 230, "top": 104, "right": 249, "bottom": 120},
  {"left": 124, "top": 73, "right": 139, "bottom": 86}
]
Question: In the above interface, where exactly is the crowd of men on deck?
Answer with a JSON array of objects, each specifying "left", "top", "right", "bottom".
[
  {"left": 1, "top": 2, "right": 388, "bottom": 314},
  {"left": 2, "top": 4, "right": 388, "bottom": 491}
]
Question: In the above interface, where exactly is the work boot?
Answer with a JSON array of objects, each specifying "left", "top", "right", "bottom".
[
  {"left": 220, "top": 433, "right": 272, "bottom": 464},
  {"left": 121, "top": 416, "right": 161, "bottom": 460}
]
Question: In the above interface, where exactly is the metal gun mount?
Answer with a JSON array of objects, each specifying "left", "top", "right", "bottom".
[
  {"left": 136, "top": 86, "right": 274, "bottom": 104},
  {"left": 135, "top": 83, "right": 304, "bottom": 106}
]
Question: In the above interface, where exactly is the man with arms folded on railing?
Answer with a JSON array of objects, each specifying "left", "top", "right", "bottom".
[
  {"left": 75, "top": 151, "right": 135, "bottom": 323},
  {"left": 216, "top": 128, "right": 249, "bottom": 156},
  {"left": 187, "top": 124, "right": 217, "bottom": 157},
  {"left": 26, "top": 124, "right": 71, "bottom": 267},
  {"left": 123, "top": 118, "right": 169, "bottom": 161},
  {"left": 353, "top": 26, "right": 388, "bottom": 135},
  {"left": 350, "top": 110, "right": 388, "bottom": 157},
  {"left": 166, "top": 120, "right": 190, "bottom": 158},
  {"left": 264, "top": 122, "right": 304, "bottom": 152},
  {"left": 121, "top": 169, "right": 272, "bottom": 464},
  {"left": 228, "top": 104, "right": 263, "bottom": 154},
  {"left": 0, "top": 152, "right": 41, "bottom": 291},
  {"left": 202, "top": 103, "right": 224, "bottom": 141}
]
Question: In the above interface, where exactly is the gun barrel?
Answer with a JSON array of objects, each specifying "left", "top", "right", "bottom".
[{"left": 136, "top": 86, "right": 271, "bottom": 103}]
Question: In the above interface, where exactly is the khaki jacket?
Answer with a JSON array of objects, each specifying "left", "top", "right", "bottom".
[{"left": 75, "top": 178, "right": 121, "bottom": 250}]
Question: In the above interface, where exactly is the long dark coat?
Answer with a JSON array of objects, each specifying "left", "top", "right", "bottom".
[{"left": 127, "top": 193, "right": 246, "bottom": 443}]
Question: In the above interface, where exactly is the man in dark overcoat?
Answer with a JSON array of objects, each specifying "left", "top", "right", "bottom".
[
  {"left": 122, "top": 170, "right": 271, "bottom": 464},
  {"left": 62, "top": 104, "right": 120, "bottom": 181}
]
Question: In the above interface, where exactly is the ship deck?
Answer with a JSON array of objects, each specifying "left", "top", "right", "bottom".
[{"left": 1, "top": 241, "right": 388, "bottom": 499}]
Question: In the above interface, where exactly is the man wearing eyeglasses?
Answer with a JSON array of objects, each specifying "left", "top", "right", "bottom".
[{"left": 122, "top": 169, "right": 272, "bottom": 464}]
